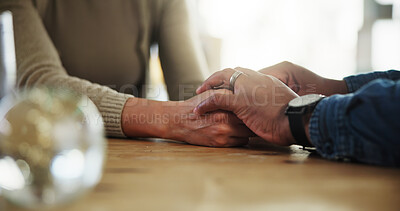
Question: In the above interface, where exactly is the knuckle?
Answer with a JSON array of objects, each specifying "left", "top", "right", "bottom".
[
  {"left": 234, "top": 67, "right": 246, "bottom": 72},
  {"left": 215, "top": 124, "right": 231, "bottom": 135},
  {"left": 222, "top": 68, "right": 235, "bottom": 72},
  {"left": 213, "top": 89, "right": 231, "bottom": 95},
  {"left": 210, "top": 93, "right": 221, "bottom": 103},
  {"left": 281, "top": 61, "right": 293, "bottom": 66}
]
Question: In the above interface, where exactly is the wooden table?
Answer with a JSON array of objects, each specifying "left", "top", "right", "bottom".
[{"left": 2, "top": 138, "right": 400, "bottom": 211}]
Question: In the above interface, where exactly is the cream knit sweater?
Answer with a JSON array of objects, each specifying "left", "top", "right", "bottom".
[{"left": 0, "top": 0, "right": 206, "bottom": 137}]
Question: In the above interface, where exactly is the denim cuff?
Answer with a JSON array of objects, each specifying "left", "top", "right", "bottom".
[
  {"left": 344, "top": 70, "right": 400, "bottom": 93},
  {"left": 309, "top": 95, "right": 355, "bottom": 161}
]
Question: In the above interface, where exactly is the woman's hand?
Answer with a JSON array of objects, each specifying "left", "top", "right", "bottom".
[
  {"left": 165, "top": 92, "right": 255, "bottom": 147},
  {"left": 121, "top": 92, "right": 254, "bottom": 147},
  {"left": 258, "top": 61, "right": 348, "bottom": 96},
  {"left": 195, "top": 67, "right": 299, "bottom": 146}
]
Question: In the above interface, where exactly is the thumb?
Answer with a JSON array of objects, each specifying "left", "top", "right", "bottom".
[{"left": 193, "top": 90, "right": 236, "bottom": 115}]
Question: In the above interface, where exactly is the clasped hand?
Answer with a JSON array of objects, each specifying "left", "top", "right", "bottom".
[
  {"left": 123, "top": 62, "right": 347, "bottom": 147},
  {"left": 194, "top": 67, "right": 298, "bottom": 146},
  {"left": 190, "top": 61, "right": 348, "bottom": 146}
]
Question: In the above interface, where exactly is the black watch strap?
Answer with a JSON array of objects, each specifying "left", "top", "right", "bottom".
[{"left": 288, "top": 113, "right": 312, "bottom": 147}]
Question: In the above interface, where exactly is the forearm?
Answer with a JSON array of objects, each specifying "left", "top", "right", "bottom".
[
  {"left": 121, "top": 98, "right": 170, "bottom": 138},
  {"left": 121, "top": 98, "right": 192, "bottom": 140},
  {"left": 320, "top": 78, "right": 348, "bottom": 96},
  {"left": 257, "top": 61, "right": 349, "bottom": 96}
]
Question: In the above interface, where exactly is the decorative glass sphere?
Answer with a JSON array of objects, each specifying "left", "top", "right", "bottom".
[{"left": 0, "top": 87, "right": 106, "bottom": 208}]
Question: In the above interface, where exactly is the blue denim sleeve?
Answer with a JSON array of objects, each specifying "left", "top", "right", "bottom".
[
  {"left": 309, "top": 78, "right": 400, "bottom": 167},
  {"left": 344, "top": 70, "right": 400, "bottom": 93}
]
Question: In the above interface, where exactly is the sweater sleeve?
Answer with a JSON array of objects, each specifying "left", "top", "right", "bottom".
[
  {"left": 0, "top": 0, "right": 133, "bottom": 137},
  {"left": 157, "top": 0, "right": 207, "bottom": 101}
]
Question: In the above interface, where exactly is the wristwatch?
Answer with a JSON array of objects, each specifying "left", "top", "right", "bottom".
[{"left": 285, "top": 94, "right": 325, "bottom": 147}]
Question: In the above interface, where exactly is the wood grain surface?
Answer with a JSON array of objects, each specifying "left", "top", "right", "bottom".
[{"left": 2, "top": 138, "right": 400, "bottom": 211}]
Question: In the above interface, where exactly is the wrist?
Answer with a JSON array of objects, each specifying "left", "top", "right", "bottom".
[
  {"left": 121, "top": 98, "right": 170, "bottom": 138},
  {"left": 282, "top": 110, "right": 312, "bottom": 146},
  {"left": 281, "top": 115, "right": 296, "bottom": 145},
  {"left": 285, "top": 94, "right": 324, "bottom": 147},
  {"left": 303, "top": 113, "right": 312, "bottom": 145},
  {"left": 158, "top": 101, "right": 188, "bottom": 141},
  {"left": 324, "top": 78, "right": 349, "bottom": 96}
]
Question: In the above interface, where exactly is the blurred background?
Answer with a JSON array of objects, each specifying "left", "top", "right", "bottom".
[{"left": 147, "top": 0, "right": 400, "bottom": 100}]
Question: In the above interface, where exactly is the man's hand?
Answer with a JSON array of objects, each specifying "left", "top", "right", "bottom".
[
  {"left": 195, "top": 67, "right": 299, "bottom": 146},
  {"left": 258, "top": 61, "right": 348, "bottom": 96}
]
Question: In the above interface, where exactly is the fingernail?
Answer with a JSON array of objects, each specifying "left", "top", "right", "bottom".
[{"left": 196, "top": 87, "right": 201, "bottom": 93}]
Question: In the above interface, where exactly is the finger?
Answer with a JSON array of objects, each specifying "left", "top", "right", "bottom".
[
  {"left": 212, "top": 137, "right": 249, "bottom": 147},
  {"left": 202, "top": 112, "right": 255, "bottom": 137},
  {"left": 196, "top": 68, "right": 236, "bottom": 94},
  {"left": 204, "top": 110, "right": 242, "bottom": 124},
  {"left": 193, "top": 90, "right": 235, "bottom": 115}
]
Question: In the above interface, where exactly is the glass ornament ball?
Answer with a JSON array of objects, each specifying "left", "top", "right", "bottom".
[{"left": 0, "top": 87, "right": 106, "bottom": 208}]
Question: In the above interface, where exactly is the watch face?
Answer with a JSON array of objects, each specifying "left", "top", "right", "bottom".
[{"left": 288, "top": 94, "right": 324, "bottom": 107}]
